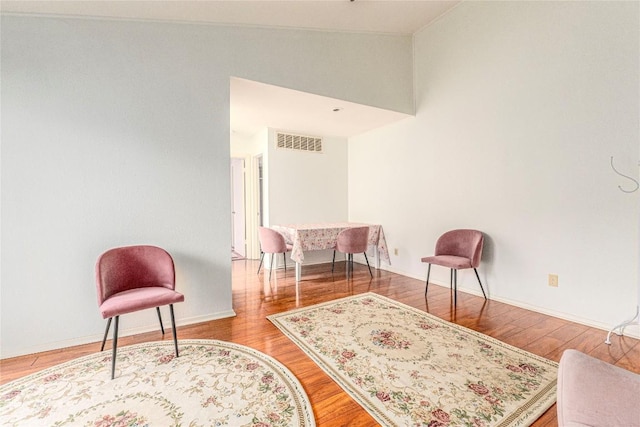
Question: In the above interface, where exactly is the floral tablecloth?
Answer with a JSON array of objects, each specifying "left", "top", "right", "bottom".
[{"left": 272, "top": 222, "right": 390, "bottom": 265}]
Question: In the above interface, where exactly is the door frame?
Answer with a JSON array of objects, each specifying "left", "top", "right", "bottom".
[{"left": 230, "top": 157, "right": 246, "bottom": 258}]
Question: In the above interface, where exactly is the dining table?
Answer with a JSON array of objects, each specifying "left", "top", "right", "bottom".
[{"left": 271, "top": 222, "right": 390, "bottom": 281}]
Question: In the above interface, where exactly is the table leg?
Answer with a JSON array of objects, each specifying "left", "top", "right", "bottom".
[
  {"left": 374, "top": 246, "right": 381, "bottom": 269},
  {"left": 296, "top": 262, "right": 301, "bottom": 282}
]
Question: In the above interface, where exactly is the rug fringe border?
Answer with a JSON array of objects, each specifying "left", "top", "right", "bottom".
[
  {"left": 268, "top": 292, "right": 558, "bottom": 427},
  {"left": 0, "top": 339, "right": 316, "bottom": 427}
]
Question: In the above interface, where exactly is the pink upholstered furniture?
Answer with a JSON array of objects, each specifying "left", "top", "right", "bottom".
[
  {"left": 421, "top": 229, "right": 487, "bottom": 305},
  {"left": 271, "top": 222, "right": 389, "bottom": 282},
  {"left": 332, "top": 226, "right": 372, "bottom": 277},
  {"left": 558, "top": 349, "right": 640, "bottom": 426},
  {"left": 257, "top": 227, "right": 293, "bottom": 280},
  {"left": 96, "top": 245, "right": 184, "bottom": 379}
]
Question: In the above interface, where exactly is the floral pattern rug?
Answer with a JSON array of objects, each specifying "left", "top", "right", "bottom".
[
  {"left": 268, "top": 293, "right": 557, "bottom": 427},
  {"left": 0, "top": 340, "right": 315, "bottom": 427}
]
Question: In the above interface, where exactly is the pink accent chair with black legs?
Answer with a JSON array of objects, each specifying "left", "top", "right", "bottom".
[
  {"left": 421, "top": 229, "right": 487, "bottom": 306},
  {"left": 332, "top": 226, "right": 373, "bottom": 277},
  {"left": 257, "top": 227, "right": 292, "bottom": 280},
  {"left": 96, "top": 245, "right": 184, "bottom": 379}
]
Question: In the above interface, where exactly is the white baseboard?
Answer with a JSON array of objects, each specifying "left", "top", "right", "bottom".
[
  {"left": 377, "top": 264, "right": 640, "bottom": 340},
  {"left": 6, "top": 264, "right": 637, "bottom": 358},
  {"left": 1, "top": 310, "right": 237, "bottom": 359}
]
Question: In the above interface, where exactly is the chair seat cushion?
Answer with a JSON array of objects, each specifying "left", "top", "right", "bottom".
[
  {"left": 99, "top": 287, "right": 185, "bottom": 319},
  {"left": 421, "top": 255, "right": 472, "bottom": 269},
  {"left": 557, "top": 349, "right": 640, "bottom": 427}
]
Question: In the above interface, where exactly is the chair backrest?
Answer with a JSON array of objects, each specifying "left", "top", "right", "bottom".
[
  {"left": 96, "top": 245, "right": 175, "bottom": 306},
  {"left": 258, "top": 227, "right": 287, "bottom": 254},
  {"left": 435, "top": 229, "right": 484, "bottom": 267},
  {"left": 336, "top": 226, "right": 370, "bottom": 254}
]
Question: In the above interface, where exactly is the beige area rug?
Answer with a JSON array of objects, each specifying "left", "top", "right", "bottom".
[
  {"left": 268, "top": 293, "right": 557, "bottom": 427},
  {"left": 0, "top": 340, "right": 315, "bottom": 427}
]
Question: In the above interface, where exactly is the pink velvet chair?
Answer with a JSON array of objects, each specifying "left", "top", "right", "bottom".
[
  {"left": 96, "top": 245, "right": 184, "bottom": 379},
  {"left": 421, "top": 229, "right": 487, "bottom": 305},
  {"left": 558, "top": 349, "right": 640, "bottom": 426},
  {"left": 257, "top": 227, "right": 292, "bottom": 280},
  {"left": 332, "top": 226, "right": 372, "bottom": 277}
]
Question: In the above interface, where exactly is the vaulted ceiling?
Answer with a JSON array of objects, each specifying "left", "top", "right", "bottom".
[
  {"left": 1, "top": 1, "right": 460, "bottom": 35},
  {"left": 2, "top": 1, "right": 461, "bottom": 137}
]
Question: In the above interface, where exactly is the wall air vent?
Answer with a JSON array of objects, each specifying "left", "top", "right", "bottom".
[{"left": 276, "top": 132, "right": 323, "bottom": 153}]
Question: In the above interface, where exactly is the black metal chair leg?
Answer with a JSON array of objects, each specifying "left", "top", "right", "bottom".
[
  {"left": 170, "top": 304, "right": 179, "bottom": 357},
  {"left": 453, "top": 269, "right": 458, "bottom": 306},
  {"left": 283, "top": 253, "right": 287, "bottom": 272},
  {"left": 101, "top": 317, "right": 112, "bottom": 352},
  {"left": 363, "top": 252, "right": 372, "bottom": 277},
  {"left": 474, "top": 268, "right": 488, "bottom": 300},
  {"left": 257, "top": 252, "right": 265, "bottom": 274},
  {"left": 111, "top": 316, "right": 119, "bottom": 380},
  {"left": 156, "top": 307, "right": 165, "bottom": 335},
  {"left": 425, "top": 264, "right": 431, "bottom": 296},
  {"left": 331, "top": 250, "right": 336, "bottom": 272}
]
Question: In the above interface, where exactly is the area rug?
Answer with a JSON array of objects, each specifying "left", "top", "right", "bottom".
[
  {"left": 268, "top": 293, "right": 557, "bottom": 427},
  {"left": 0, "top": 339, "right": 315, "bottom": 427}
]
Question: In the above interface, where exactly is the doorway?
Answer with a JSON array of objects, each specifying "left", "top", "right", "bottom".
[{"left": 230, "top": 157, "right": 246, "bottom": 259}]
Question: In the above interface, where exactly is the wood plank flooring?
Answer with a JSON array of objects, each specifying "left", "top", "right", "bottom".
[{"left": 2, "top": 260, "right": 639, "bottom": 426}]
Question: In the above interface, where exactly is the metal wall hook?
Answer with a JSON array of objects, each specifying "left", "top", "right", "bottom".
[{"left": 610, "top": 156, "right": 639, "bottom": 193}]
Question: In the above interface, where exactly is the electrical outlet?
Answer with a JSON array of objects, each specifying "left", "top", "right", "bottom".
[
  {"left": 394, "top": 248, "right": 399, "bottom": 256},
  {"left": 548, "top": 274, "right": 558, "bottom": 287}
]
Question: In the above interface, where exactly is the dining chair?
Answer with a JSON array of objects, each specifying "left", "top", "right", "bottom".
[
  {"left": 332, "top": 226, "right": 373, "bottom": 277},
  {"left": 96, "top": 245, "right": 184, "bottom": 379},
  {"left": 421, "top": 229, "right": 487, "bottom": 306},
  {"left": 257, "top": 227, "right": 293, "bottom": 280}
]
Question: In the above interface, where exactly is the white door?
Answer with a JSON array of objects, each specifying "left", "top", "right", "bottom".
[{"left": 230, "top": 158, "right": 246, "bottom": 258}]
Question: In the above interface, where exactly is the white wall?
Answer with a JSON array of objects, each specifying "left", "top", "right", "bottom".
[
  {"left": 231, "top": 131, "right": 264, "bottom": 158},
  {"left": 267, "top": 129, "right": 349, "bottom": 265},
  {"left": 232, "top": 128, "right": 349, "bottom": 265},
  {"left": 349, "top": 1, "right": 639, "bottom": 333},
  {"left": 268, "top": 130, "right": 348, "bottom": 225},
  {"left": 0, "top": 15, "right": 412, "bottom": 357}
]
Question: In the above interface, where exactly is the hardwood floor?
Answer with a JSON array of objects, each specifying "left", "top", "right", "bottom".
[{"left": 2, "top": 260, "right": 639, "bottom": 426}]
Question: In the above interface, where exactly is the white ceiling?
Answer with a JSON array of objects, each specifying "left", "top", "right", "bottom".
[
  {"left": 1, "top": 1, "right": 460, "bottom": 35},
  {"left": 2, "top": 0, "right": 461, "bottom": 138},
  {"left": 230, "top": 78, "right": 413, "bottom": 138}
]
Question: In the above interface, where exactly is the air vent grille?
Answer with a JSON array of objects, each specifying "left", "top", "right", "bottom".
[{"left": 276, "top": 132, "right": 323, "bottom": 153}]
